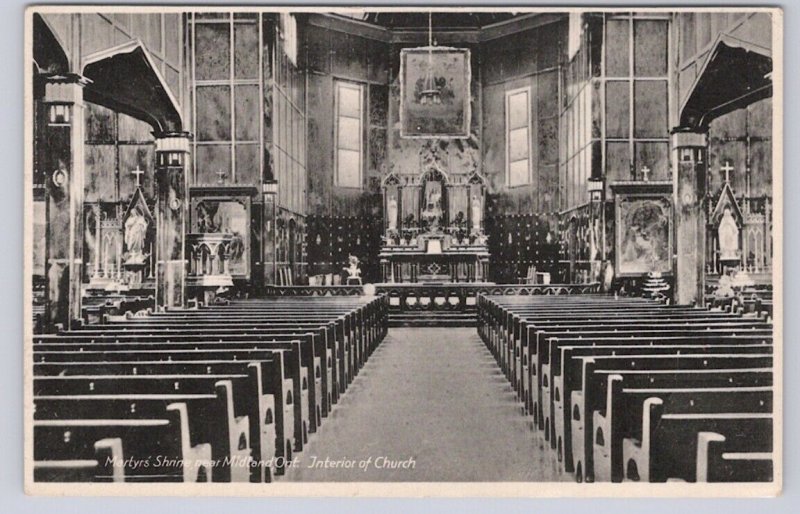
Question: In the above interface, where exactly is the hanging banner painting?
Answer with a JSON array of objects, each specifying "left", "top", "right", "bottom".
[
  {"left": 611, "top": 182, "right": 673, "bottom": 277},
  {"left": 400, "top": 47, "right": 471, "bottom": 139}
]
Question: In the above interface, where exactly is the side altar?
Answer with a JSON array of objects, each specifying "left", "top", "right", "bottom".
[{"left": 379, "top": 162, "right": 490, "bottom": 284}]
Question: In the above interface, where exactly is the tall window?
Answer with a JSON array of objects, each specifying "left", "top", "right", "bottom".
[
  {"left": 603, "top": 14, "right": 670, "bottom": 188},
  {"left": 506, "top": 87, "right": 532, "bottom": 187},
  {"left": 191, "top": 12, "right": 262, "bottom": 186},
  {"left": 335, "top": 81, "right": 364, "bottom": 189}
]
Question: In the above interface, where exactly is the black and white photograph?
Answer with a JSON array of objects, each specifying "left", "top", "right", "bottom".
[{"left": 23, "top": 6, "right": 782, "bottom": 496}]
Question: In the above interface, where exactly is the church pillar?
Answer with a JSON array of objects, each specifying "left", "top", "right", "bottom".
[
  {"left": 261, "top": 181, "right": 278, "bottom": 286},
  {"left": 154, "top": 132, "right": 191, "bottom": 310},
  {"left": 41, "top": 74, "right": 89, "bottom": 331},
  {"left": 671, "top": 129, "right": 708, "bottom": 306}
]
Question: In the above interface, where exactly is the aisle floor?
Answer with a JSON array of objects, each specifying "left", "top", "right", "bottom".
[{"left": 281, "top": 327, "right": 567, "bottom": 482}]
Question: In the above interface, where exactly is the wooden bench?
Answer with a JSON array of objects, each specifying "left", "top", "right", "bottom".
[
  {"left": 35, "top": 346, "right": 310, "bottom": 455},
  {"left": 594, "top": 381, "right": 772, "bottom": 482},
  {"left": 33, "top": 295, "right": 389, "bottom": 483},
  {"left": 35, "top": 358, "right": 291, "bottom": 482},
  {"left": 623, "top": 410, "right": 773, "bottom": 482},
  {"left": 38, "top": 330, "right": 332, "bottom": 432},
  {"left": 568, "top": 354, "right": 773, "bottom": 483},
  {"left": 475, "top": 294, "right": 776, "bottom": 484}
]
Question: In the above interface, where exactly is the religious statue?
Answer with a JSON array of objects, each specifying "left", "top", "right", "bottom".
[
  {"left": 343, "top": 255, "right": 362, "bottom": 284},
  {"left": 387, "top": 194, "right": 398, "bottom": 232},
  {"left": 718, "top": 207, "right": 740, "bottom": 261},
  {"left": 124, "top": 209, "right": 148, "bottom": 260},
  {"left": 422, "top": 179, "right": 443, "bottom": 232},
  {"left": 470, "top": 193, "right": 482, "bottom": 232}
]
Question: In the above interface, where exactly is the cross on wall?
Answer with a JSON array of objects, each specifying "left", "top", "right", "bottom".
[
  {"left": 216, "top": 170, "right": 228, "bottom": 184},
  {"left": 130, "top": 166, "right": 145, "bottom": 188},
  {"left": 721, "top": 160, "right": 735, "bottom": 184},
  {"left": 640, "top": 165, "right": 651, "bottom": 182}
]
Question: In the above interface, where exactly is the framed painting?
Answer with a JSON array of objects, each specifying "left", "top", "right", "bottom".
[
  {"left": 399, "top": 47, "right": 471, "bottom": 139},
  {"left": 611, "top": 181, "right": 673, "bottom": 277}
]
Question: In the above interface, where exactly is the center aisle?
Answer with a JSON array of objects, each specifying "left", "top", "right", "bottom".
[{"left": 282, "top": 327, "right": 566, "bottom": 482}]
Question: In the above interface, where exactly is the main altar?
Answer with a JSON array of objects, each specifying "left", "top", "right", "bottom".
[{"left": 379, "top": 160, "right": 490, "bottom": 284}]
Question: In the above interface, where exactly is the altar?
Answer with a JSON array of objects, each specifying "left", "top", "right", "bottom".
[
  {"left": 380, "top": 245, "right": 490, "bottom": 283},
  {"left": 379, "top": 155, "right": 490, "bottom": 284}
]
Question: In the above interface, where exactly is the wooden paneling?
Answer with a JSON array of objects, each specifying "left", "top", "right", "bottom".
[
  {"left": 707, "top": 97, "right": 772, "bottom": 197},
  {"left": 305, "top": 24, "right": 390, "bottom": 216},
  {"left": 84, "top": 145, "right": 116, "bottom": 203},
  {"left": 480, "top": 23, "right": 566, "bottom": 214}
]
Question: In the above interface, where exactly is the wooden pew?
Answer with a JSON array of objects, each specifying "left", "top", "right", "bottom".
[
  {"left": 529, "top": 326, "right": 771, "bottom": 423},
  {"left": 475, "top": 294, "right": 776, "bottom": 484},
  {"left": 623, "top": 409, "right": 773, "bottom": 482},
  {"left": 35, "top": 359, "right": 291, "bottom": 482},
  {"left": 74, "top": 320, "right": 357, "bottom": 392},
  {"left": 34, "top": 346, "right": 309, "bottom": 455},
  {"left": 544, "top": 340, "right": 772, "bottom": 472},
  {"left": 35, "top": 392, "right": 226, "bottom": 482},
  {"left": 37, "top": 330, "right": 331, "bottom": 433},
  {"left": 593, "top": 380, "right": 772, "bottom": 482},
  {"left": 540, "top": 334, "right": 772, "bottom": 441},
  {"left": 567, "top": 354, "right": 773, "bottom": 482},
  {"left": 35, "top": 371, "right": 276, "bottom": 483},
  {"left": 34, "top": 295, "right": 389, "bottom": 483}
]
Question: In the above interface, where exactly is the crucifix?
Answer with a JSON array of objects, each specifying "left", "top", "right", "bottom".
[
  {"left": 130, "top": 166, "right": 145, "bottom": 188},
  {"left": 215, "top": 169, "right": 228, "bottom": 185},
  {"left": 721, "top": 160, "right": 735, "bottom": 184},
  {"left": 640, "top": 165, "right": 651, "bottom": 182}
]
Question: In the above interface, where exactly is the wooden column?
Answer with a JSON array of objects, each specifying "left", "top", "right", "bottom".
[
  {"left": 672, "top": 129, "right": 708, "bottom": 306},
  {"left": 154, "top": 132, "right": 191, "bottom": 310},
  {"left": 41, "top": 74, "right": 89, "bottom": 331},
  {"left": 261, "top": 181, "right": 278, "bottom": 286}
]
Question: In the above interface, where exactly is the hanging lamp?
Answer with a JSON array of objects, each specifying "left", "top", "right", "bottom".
[{"left": 419, "top": 11, "right": 442, "bottom": 106}]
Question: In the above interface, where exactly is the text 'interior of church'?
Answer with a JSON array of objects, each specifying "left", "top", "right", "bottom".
[{"left": 26, "top": 7, "right": 780, "bottom": 492}]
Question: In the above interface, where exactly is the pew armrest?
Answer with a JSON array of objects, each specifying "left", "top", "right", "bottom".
[
  {"left": 696, "top": 431, "right": 727, "bottom": 482},
  {"left": 621, "top": 397, "right": 663, "bottom": 482},
  {"left": 166, "top": 403, "right": 213, "bottom": 482},
  {"left": 94, "top": 437, "right": 125, "bottom": 483},
  {"left": 700, "top": 433, "right": 775, "bottom": 483}
]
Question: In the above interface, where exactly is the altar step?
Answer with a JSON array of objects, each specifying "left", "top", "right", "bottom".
[{"left": 389, "top": 310, "right": 477, "bottom": 327}]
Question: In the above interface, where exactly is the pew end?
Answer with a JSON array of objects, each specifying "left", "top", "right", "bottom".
[
  {"left": 697, "top": 432, "right": 774, "bottom": 482},
  {"left": 165, "top": 403, "right": 213, "bottom": 482},
  {"left": 621, "top": 397, "right": 664, "bottom": 482}
]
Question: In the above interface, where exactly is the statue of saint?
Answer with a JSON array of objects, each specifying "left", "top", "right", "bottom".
[
  {"left": 124, "top": 209, "right": 148, "bottom": 257},
  {"left": 387, "top": 194, "right": 398, "bottom": 231},
  {"left": 471, "top": 193, "right": 482, "bottom": 232},
  {"left": 426, "top": 188, "right": 442, "bottom": 216},
  {"left": 343, "top": 255, "right": 361, "bottom": 283},
  {"left": 718, "top": 207, "right": 740, "bottom": 261}
]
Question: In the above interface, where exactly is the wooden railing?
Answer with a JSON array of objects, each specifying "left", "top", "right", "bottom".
[{"left": 263, "top": 283, "right": 602, "bottom": 314}]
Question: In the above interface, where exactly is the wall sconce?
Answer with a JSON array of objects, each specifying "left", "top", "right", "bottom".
[
  {"left": 587, "top": 178, "right": 604, "bottom": 204},
  {"left": 48, "top": 104, "right": 70, "bottom": 124}
]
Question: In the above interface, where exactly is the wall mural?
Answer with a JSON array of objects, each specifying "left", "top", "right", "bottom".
[
  {"left": 615, "top": 195, "right": 673, "bottom": 277},
  {"left": 399, "top": 47, "right": 471, "bottom": 138}
]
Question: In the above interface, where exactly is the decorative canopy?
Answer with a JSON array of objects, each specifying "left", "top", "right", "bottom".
[
  {"left": 679, "top": 34, "right": 772, "bottom": 130},
  {"left": 711, "top": 181, "right": 744, "bottom": 227},
  {"left": 82, "top": 40, "right": 183, "bottom": 134}
]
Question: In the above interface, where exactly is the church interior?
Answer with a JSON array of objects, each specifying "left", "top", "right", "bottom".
[{"left": 29, "top": 9, "right": 777, "bottom": 486}]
